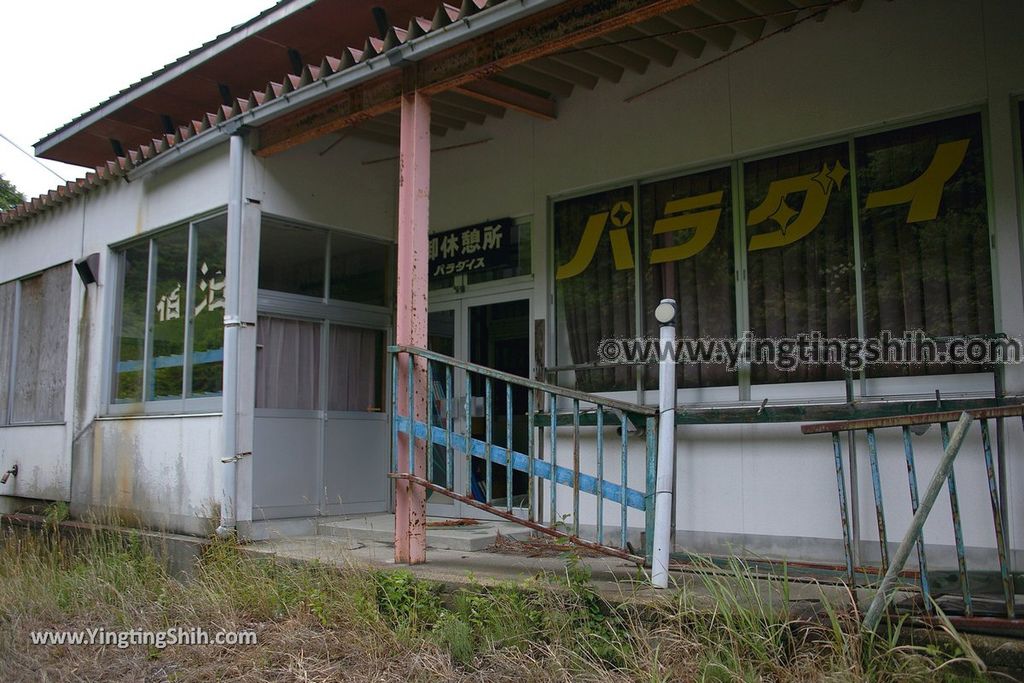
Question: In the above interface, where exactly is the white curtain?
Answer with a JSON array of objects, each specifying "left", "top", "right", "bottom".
[
  {"left": 255, "top": 316, "right": 321, "bottom": 410},
  {"left": 327, "top": 325, "right": 381, "bottom": 412}
]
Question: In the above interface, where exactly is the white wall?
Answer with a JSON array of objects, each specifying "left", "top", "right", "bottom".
[
  {"left": 3, "top": 0, "right": 1024, "bottom": 556},
  {"left": 0, "top": 143, "right": 233, "bottom": 532},
  {"left": 421, "top": 0, "right": 1024, "bottom": 562}
]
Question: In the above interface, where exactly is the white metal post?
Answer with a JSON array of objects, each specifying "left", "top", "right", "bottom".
[{"left": 652, "top": 299, "right": 677, "bottom": 588}]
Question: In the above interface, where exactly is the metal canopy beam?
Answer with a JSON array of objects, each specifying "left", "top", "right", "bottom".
[{"left": 455, "top": 79, "right": 557, "bottom": 120}]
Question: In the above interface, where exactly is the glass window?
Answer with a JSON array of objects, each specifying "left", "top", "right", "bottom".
[
  {"left": 113, "top": 242, "right": 150, "bottom": 403},
  {"left": 329, "top": 232, "right": 389, "bottom": 306},
  {"left": 554, "top": 186, "right": 636, "bottom": 392},
  {"left": 467, "top": 221, "right": 531, "bottom": 285},
  {"left": 190, "top": 215, "right": 227, "bottom": 397},
  {"left": 258, "top": 220, "right": 326, "bottom": 297},
  {"left": 327, "top": 324, "right": 384, "bottom": 411},
  {"left": 11, "top": 264, "right": 71, "bottom": 423},
  {"left": 744, "top": 143, "right": 857, "bottom": 384},
  {"left": 429, "top": 219, "right": 532, "bottom": 290},
  {"left": 150, "top": 227, "right": 189, "bottom": 400},
  {"left": 640, "top": 166, "right": 736, "bottom": 388},
  {"left": 255, "top": 316, "right": 321, "bottom": 410},
  {"left": 857, "top": 113, "right": 992, "bottom": 377},
  {"left": 112, "top": 216, "right": 227, "bottom": 409}
]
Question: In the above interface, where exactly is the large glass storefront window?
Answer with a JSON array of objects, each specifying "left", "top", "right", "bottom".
[
  {"left": 553, "top": 186, "right": 636, "bottom": 392},
  {"left": 640, "top": 166, "right": 736, "bottom": 389},
  {"left": 552, "top": 112, "right": 994, "bottom": 394},
  {"left": 857, "top": 113, "right": 992, "bottom": 377},
  {"left": 744, "top": 143, "right": 856, "bottom": 383}
]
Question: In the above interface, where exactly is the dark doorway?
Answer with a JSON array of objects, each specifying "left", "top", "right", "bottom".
[{"left": 468, "top": 299, "right": 530, "bottom": 506}]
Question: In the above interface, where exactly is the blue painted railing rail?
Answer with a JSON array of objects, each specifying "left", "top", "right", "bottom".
[{"left": 389, "top": 345, "right": 658, "bottom": 561}]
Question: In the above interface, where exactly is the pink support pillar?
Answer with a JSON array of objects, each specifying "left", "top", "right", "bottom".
[{"left": 395, "top": 89, "right": 430, "bottom": 564}]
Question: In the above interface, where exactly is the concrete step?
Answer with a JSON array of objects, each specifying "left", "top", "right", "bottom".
[{"left": 318, "top": 513, "right": 534, "bottom": 552}]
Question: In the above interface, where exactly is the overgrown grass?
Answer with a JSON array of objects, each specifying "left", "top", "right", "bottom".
[{"left": 0, "top": 524, "right": 988, "bottom": 682}]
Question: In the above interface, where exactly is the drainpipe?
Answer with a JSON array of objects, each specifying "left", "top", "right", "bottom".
[
  {"left": 216, "top": 132, "right": 245, "bottom": 538},
  {"left": 652, "top": 299, "right": 678, "bottom": 589}
]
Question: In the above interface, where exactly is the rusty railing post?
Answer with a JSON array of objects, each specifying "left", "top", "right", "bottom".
[{"left": 863, "top": 411, "right": 973, "bottom": 633}]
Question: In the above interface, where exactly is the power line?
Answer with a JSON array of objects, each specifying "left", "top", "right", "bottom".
[{"left": 0, "top": 130, "right": 69, "bottom": 183}]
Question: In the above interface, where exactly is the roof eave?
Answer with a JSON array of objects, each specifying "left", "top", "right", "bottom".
[{"left": 32, "top": 0, "right": 317, "bottom": 160}]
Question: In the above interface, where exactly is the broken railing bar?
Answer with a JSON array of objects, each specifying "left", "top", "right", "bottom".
[
  {"left": 389, "top": 346, "right": 657, "bottom": 415},
  {"left": 865, "top": 429, "right": 889, "bottom": 572},
  {"left": 901, "top": 425, "right": 932, "bottom": 615},
  {"left": 394, "top": 416, "right": 646, "bottom": 509},
  {"left": 389, "top": 472, "right": 645, "bottom": 565},
  {"left": 938, "top": 420, "right": 973, "bottom": 617},
  {"left": 863, "top": 411, "right": 974, "bottom": 633},
  {"left": 831, "top": 432, "right": 855, "bottom": 586},
  {"left": 802, "top": 404, "right": 1024, "bottom": 434},
  {"left": 980, "top": 419, "right": 1015, "bottom": 618}
]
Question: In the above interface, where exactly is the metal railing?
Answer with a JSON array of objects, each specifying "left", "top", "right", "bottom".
[
  {"left": 389, "top": 345, "right": 659, "bottom": 562},
  {"left": 802, "top": 404, "right": 1024, "bottom": 631}
]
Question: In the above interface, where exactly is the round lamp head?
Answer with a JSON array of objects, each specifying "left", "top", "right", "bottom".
[{"left": 654, "top": 299, "right": 676, "bottom": 325}]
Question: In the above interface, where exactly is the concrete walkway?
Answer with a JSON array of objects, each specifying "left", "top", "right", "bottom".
[{"left": 245, "top": 515, "right": 852, "bottom": 609}]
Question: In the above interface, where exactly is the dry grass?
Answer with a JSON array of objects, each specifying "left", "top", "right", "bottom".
[{"left": 0, "top": 523, "right": 989, "bottom": 682}]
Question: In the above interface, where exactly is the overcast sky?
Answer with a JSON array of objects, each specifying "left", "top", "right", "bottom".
[{"left": 0, "top": 1, "right": 275, "bottom": 201}]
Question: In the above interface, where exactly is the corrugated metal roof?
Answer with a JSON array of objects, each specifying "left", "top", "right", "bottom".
[
  {"left": 3, "top": 0, "right": 504, "bottom": 228},
  {"left": 2, "top": 0, "right": 857, "bottom": 228}
]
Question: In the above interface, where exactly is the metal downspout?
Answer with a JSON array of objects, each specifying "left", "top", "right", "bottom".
[{"left": 216, "top": 132, "right": 244, "bottom": 538}]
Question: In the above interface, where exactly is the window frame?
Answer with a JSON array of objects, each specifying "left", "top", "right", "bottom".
[
  {"left": 549, "top": 106, "right": 999, "bottom": 404},
  {"left": 0, "top": 262, "right": 73, "bottom": 427},
  {"left": 104, "top": 210, "right": 227, "bottom": 416}
]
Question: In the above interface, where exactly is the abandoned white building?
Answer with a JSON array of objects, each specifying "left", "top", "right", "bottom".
[{"left": 1, "top": 0, "right": 1024, "bottom": 616}]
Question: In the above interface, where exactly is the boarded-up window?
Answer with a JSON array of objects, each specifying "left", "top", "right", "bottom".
[
  {"left": 0, "top": 282, "right": 14, "bottom": 424},
  {"left": 4, "top": 264, "right": 71, "bottom": 424}
]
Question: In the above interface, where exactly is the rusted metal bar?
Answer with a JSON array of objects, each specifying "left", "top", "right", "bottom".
[
  {"left": 446, "top": 365, "right": 453, "bottom": 489},
  {"left": 802, "top": 404, "right": 1024, "bottom": 435},
  {"left": 645, "top": 415, "right": 657, "bottom": 563},
  {"left": 831, "top": 432, "right": 855, "bottom": 586},
  {"left": 573, "top": 398, "right": 581, "bottom": 537},
  {"left": 597, "top": 407, "right": 605, "bottom": 545},
  {"left": 939, "top": 419, "right": 973, "bottom": 617},
  {"left": 901, "top": 425, "right": 932, "bottom": 614},
  {"left": 486, "top": 376, "right": 493, "bottom": 504},
  {"left": 390, "top": 351, "right": 398, "bottom": 475},
  {"left": 465, "top": 371, "right": 472, "bottom": 499},
  {"left": 391, "top": 345, "right": 657, "bottom": 416},
  {"left": 863, "top": 412, "right": 974, "bottom": 633},
  {"left": 980, "top": 419, "right": 1015, "bottom": 618},
  {"left": 389, "top": 472, "right": 645, "bottom": 565},
  {"left": 427, "top": 360, "right": 434, "bottom": 484},
  {"left": 527, "top": 389, "right": 536, "bottom": 522},
  {"left": 620, "top": 412, "right": 628, "bottom": 550},
  {"left": 865, "top": 429, "right": 889, "bottom": 572},
  {"left": 506, "top": 382, "right": 513, "bottom": 513},
  {"left": 550, "top": 392, "right": 558, "bottom": 529}
]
